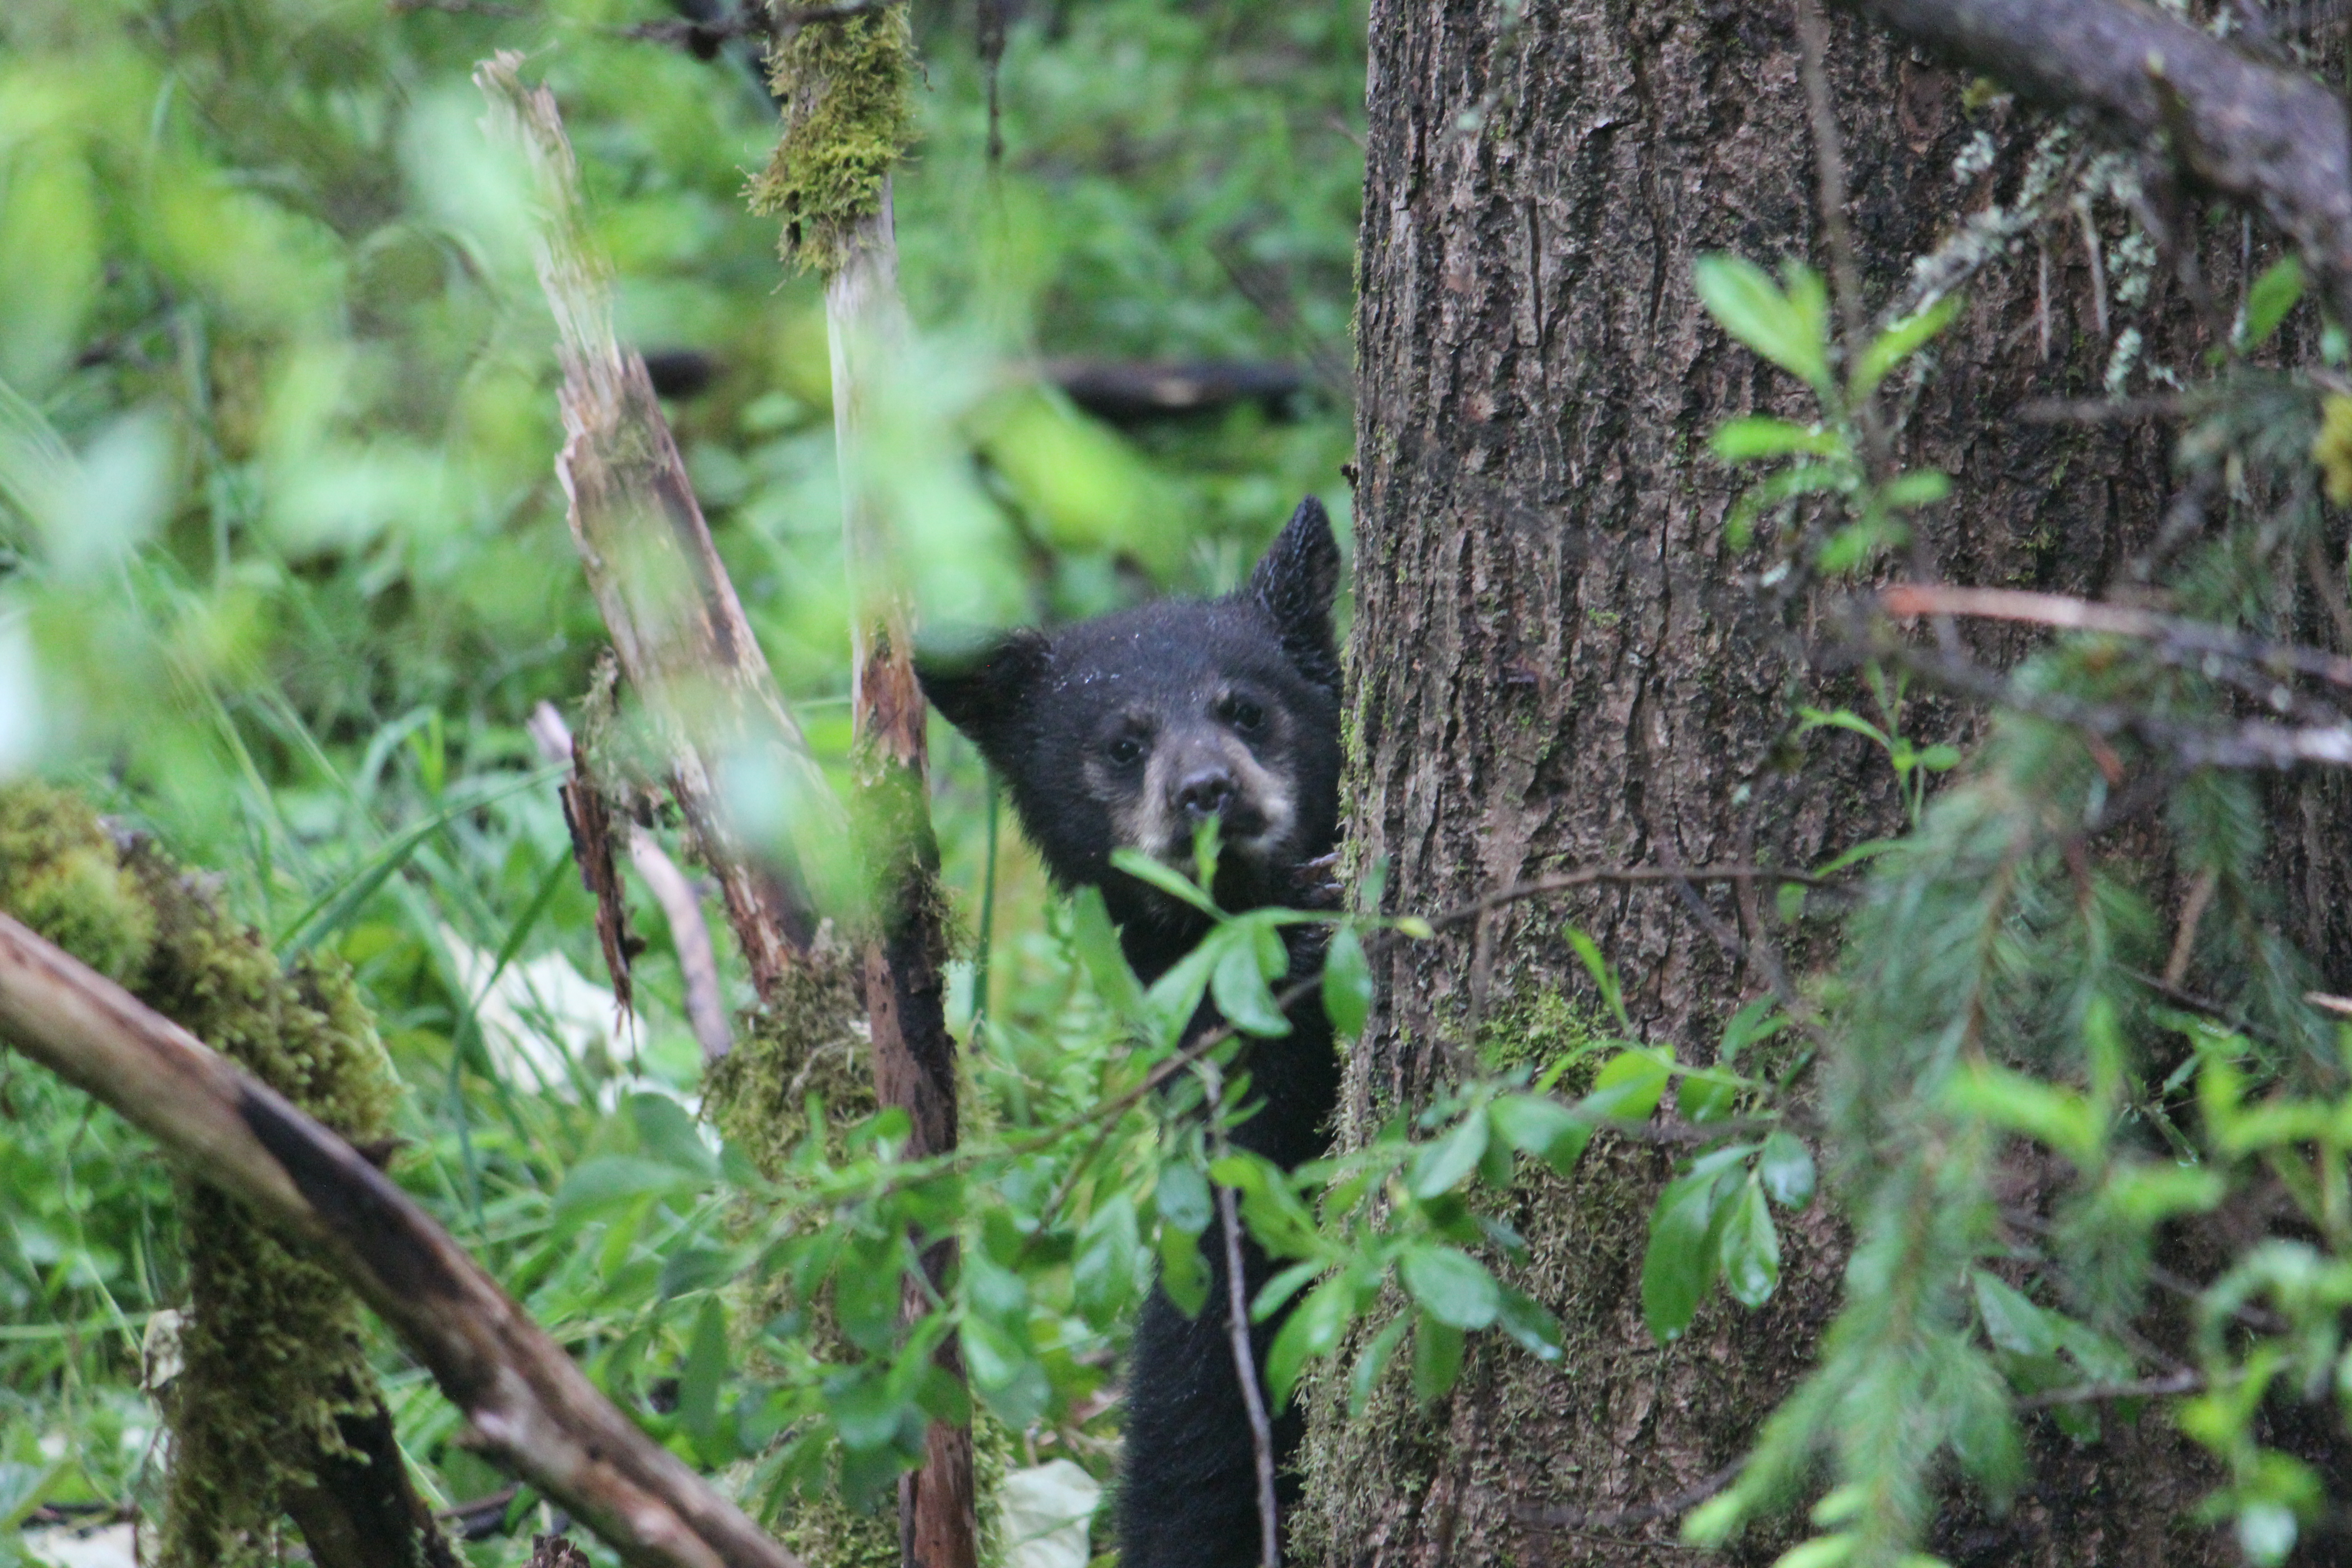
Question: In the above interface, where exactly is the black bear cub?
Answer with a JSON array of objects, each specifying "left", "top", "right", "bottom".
[{"left": 917, "top": 497, "right": 1344, "bottom": 1568}]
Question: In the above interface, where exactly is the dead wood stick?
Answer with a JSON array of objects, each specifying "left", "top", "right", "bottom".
[
  {"left": 476, "top": 51, "right": 838, "bottom": 1004},
  {"left": 1882, "top": 582, "right": 2352, "bottom": 691},
  {"left": 529, "top": 702, "right": 733, "bottom": 1063},
  {"left": 826, "top": 172, "right": 980, "bottom": 1568},
  {"left": 0, "top": 911, "right": 803, "bottom": 1568},
  {"left": 1829, "top": 0, "right": 2352, "bottom": 324},
  {"left": 1216, "top": 1182, "right": 1280, "bottom": 1568}
]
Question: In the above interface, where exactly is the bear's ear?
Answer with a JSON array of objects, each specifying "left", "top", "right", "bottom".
[
  {"left": 1247, "top": 495, "right": 1342, "bottom": 690},
  {"left": 916, "top": 628, "right": 1052, "bottom": 759}
]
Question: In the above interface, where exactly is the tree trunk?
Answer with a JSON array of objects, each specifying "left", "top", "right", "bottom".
[{"left": 1304, "top": 0, "right": 2338, "bottom": 1561}]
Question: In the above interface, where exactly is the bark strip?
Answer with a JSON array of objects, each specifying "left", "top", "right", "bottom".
[
  {"left": 476, "top": 50, "right": 838, "bottom": 1002},
  {"left": 0, "top": 911, "right": 804, "bottom": 1568},
  {"left": 1830, "top": 0, "right": 2352, "bottom": 322}
]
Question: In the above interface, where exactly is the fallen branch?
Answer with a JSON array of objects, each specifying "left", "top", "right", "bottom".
[
  {"left": 0, "top": 912, "right": 802, "bottom": 1568},
  {"left": 1829, "top": 0, "right": 2352, "bottom": 323}
]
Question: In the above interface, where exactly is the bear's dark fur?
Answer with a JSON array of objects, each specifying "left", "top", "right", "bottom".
[{"left": 918, "top": 497, "right": 1345, "bottom": 1568}]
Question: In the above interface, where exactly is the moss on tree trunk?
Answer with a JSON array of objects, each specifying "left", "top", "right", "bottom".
[{"left": 0, "top": 783, "right": 448, "bottom": 1568}]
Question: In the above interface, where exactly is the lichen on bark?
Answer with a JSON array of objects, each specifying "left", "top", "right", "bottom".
[
  {"left": 749, "top": 4, "right": 919, "bottom": 277},
  {"left": 0, "top": 782, "right": 430, "bottom": 1568}
]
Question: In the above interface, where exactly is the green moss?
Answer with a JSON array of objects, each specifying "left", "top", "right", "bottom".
[
  {"left": 0, "top": 782, "right": 155, "bottom": 982},
  {"left": 706, "top": 942, "right": 873, "bottom": 1172},
  {"left": 1472, "top": 985, "right": 1609, "bottom": 1077},
  {"left": 750, "top": 5, "right": 919, "bottom": 277},
  {"left": 0, "top": 784, "right": 428, "bottom": 1568}
]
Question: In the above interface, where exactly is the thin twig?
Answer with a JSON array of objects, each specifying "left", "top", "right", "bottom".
[
  {"left": 2017, "top": 394, "right": 2188, "bottom": 424},
  {"left": 1516, "top": 1459, "right": 1746, "bottom": 1534},
  {"left": 2013, "top": 1369, "right": 2202, "bottom": 1409},
  {"left": 1881, "top": 583, "right": 2352, "bottom": 693},
  {"left": 1216, "top": 1174, "right": 1280, "bottom": 1568},
  {"left": 1794, "top": 0, "right": 1890, "bottom": 476}
]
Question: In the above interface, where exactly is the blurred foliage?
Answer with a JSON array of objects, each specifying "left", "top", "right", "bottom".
[{"left": 0, "top": 0, "right": 1360, "bottom": 1558}]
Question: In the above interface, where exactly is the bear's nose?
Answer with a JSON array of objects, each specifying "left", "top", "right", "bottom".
[{"left": 1174, "top": 765, "right": 1238, "bottom": 822}]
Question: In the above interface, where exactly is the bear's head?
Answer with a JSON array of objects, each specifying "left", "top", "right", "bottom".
[{"left": 917, "top": 496, "right": 1343, "bottom": 955}]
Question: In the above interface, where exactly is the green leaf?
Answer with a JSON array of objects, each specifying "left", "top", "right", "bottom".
[
  {"left": 1213, "top": 930, "right": 1292, "bottom": 1037},
  {"left": 835, "top": 1240, "right": 907, "bottom": 1353},
  {"left": 1411, "top": 1311, "right": 1466, "bottom": 1404},
  {"left": 1709, "top": 416, "right": 1845, "bottom": 463},
  {"left": 1817, "top": 516, "right": 1903, "bottom": 573},
  {"left": 1726, "top": 462, "right": 1847, "bottom": 551},
  {"left": 678, "top": 1296, "right": 729, "bottom": 1450},
  {"left": 1642, "top": 1168, "right": 1731, "bottom": 1342},
  {"left": 1158, "top": 1223, "right": 1210, "bottom": 1318},
  {"left": 1970, "top": 1271, "right": 2060, "bottom": 1357},
  {"left": 1582, "top": 1050, "right": 1671, "bottom": 1124},
  {"left": 1677, "top": 1069, "right": 1741, "bottom": 1124},
  {"left": 1252, "top": 1259, "right": 1325, "bottom": 1322},
  {"left": 1945, "top": 1062, "right": 2102, "bottom": 1166},
  {"left": 0, "top": 1463, "right": 56, "bottom": 1534},
  {"left": 1494, "top": 1284, "right": 1566, "bottom": 1363},
  {"left": 1399, "top": 1244, "right": 1501, "bottom": 1329},
  {"left": 1267, "top": 1274, "right": 1359, "bottom": 1410},
  {"left": 1715, "top": 1180, "right": 1781, "bottom": 1308},
  {"left": 2101, "top": 1161, "right": 2225, "bottom": 1225},
  {"left": 1852, "top": 291, "right": 1964, "bottom": 398},
  {"left": 1109, "top": 847, "right": 1222, "bottom": 915},
  {"left": 1073, "top": 1195, "right": 1142, "bottom": 1324},
  {"left": 1564, "top": 925, "right": 1629, "bottom": 1031},
  {"left": 629, "top": 1092, "right": 718, "bottom": 1179},
  {"left": 960, "top": 1314, "right": 1050, "bottom": 1430},
  {"left": 1693, "top": 253, "right": 1832, "bottom": 394},
  {"left": 1408, "top": 1106, "right": 1491, "bottom": 1199},
  {"left": 1323, "top": 923, "right": 1373, "bottom": 1038},
  {"left": 1068, "top": 886, "right": 1145, "bottom": 1023},
  {"left": 1720, "top": 996, "right": 1786, "bottom": 1062},
  {"left": 1878, "top": 468, "right": 1951, "bottom": 510},
  {"left": 2241, "top": 257, "right": 2304, "bottom": 350},
  {"left": 1797, "top": 705, "right": 1891, "bottom": 748},
  {"left": 1348, "top": 1313, "right": 1411, "bottom": 1417},
  {"left": 1490, "top": 1093, "right": 1592, "bottom": 1174},
  {"left": 1758, "top": 1131, "right": 1816, "bottom": 1209},
  {"left": 549, "top": 1156, "right": 697, "bottom": 1229},
  {"left": 1155, "top": 1162, "right": 1213, "bottom": 1234}
]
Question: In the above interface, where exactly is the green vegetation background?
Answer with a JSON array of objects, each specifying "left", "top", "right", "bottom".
[{"left": 0, "top": 0, "right": 1364, "bottom": 1556}]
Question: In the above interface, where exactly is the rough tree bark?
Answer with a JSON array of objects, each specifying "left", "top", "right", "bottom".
[{"left": 1304, "top": 1, "right": 2351, "bottom": 1563}]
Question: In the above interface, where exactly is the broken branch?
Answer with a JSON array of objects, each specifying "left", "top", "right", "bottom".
[
  {"left": 476, "top": 51, "right": 839, "bottom": 1003},
  {"left": 0, "top": 911, "right": 802, "bottom": 1568}
]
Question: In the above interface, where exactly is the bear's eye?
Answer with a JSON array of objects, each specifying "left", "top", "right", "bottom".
[
  {"left": 1107, "top": 735, "right": 1145, "bottom": 766},
  {"left": 1223, "top": 696, "right": 1266, "bottom": 733}
]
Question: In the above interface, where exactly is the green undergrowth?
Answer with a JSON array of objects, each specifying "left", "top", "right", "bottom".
[{"left": 0, "top": 782, "right": 432, "bottom": 1568}]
